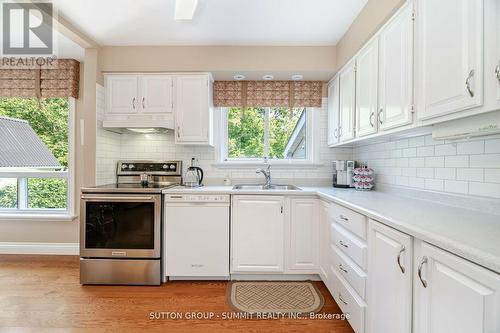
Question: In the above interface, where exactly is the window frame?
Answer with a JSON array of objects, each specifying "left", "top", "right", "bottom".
[
  {"left": 216, "top": 106, "right": 321, "bottom": 167},
  {"left": 0, "top": 98, "right": 76, "bottom": 220}
]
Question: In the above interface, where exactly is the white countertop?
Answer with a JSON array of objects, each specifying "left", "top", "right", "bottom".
[{"left": 163, "top": 185, "right": 500, "bottom": 274}]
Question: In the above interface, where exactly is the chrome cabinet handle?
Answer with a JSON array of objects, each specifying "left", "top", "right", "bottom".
[
  {"left": 495, "top": 64, "right": 500, "bottom": 83},
  {"left": 338, "top": 293, "right": 348, "bottom": 305},
  {"left": 132, "top": 97, "right": 136, "bottom": 109},
  {"left": 142, "top": 97, "right": 145, "bottom": 109},
  {"left": 339, "top": 263, "right": 348, "bottom": 273},
  {"left": 339, "top": 215, "right": 349, "bottom": 222},
  {"left": 378, "top": 108, "right": 383, "bottom": 125},
  {"left": 369, "top": 111, "right": 375, "bottom": 127},
  {"left": 339, "top": 240, "right": 349, "bottom": 248},
  {"left": 338, "top": 126, "right": 343, "bottom": 138},
  {"left": 466, "top": 69, "right": 475, "bottom": 97},
  {"left": 177, "top": 126, "right": 181, "bottom": 138},
  {"left": 333, "top": 128, "right": 338, "bottom": 139},
  {"left": 397, "top": 245, "right": 406, "bottom": 274},
  {"left": 417, "top": 256, "right": 428, "bottom": 288}
]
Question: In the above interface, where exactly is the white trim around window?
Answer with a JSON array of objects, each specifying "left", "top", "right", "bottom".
[
  {"left": 0, "top": 98, "right": 76, "bottom": 221},
  {"left": 214, "top": 106, "right": 322, "bottom": 168}
]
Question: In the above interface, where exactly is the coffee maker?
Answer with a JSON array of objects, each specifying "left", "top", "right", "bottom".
[{"left": 333, "top": 160, "right": 355, "bottom": 188}]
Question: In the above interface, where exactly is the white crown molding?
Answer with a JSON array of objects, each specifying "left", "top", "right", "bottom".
[{"left": 0, "top": 242, "right": 79, "bottom": 255}]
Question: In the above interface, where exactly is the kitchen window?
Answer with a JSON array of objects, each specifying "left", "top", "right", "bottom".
[
  {"left": 219, "top": 106, "right": 317, "bottom": 165},
  {"left": 0, "top": 97, "right": 75, "bottom": 218}
]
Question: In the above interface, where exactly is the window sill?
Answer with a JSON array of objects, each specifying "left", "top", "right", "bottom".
[
  {"left": 0, "top": 213, "right": 77, "bottom": 223},
  {"left": 212, "top": 162, "right": 325, "bottom": 169}
]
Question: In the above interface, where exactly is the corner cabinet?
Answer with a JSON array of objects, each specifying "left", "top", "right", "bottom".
[
  {"left": 415, "top": 0, "right": 484, "bottom": 120},
  {"left": 174, "top": 74, "right": 214, "bottom": 146},
  {"left": 366, "top": 220, "right": 413, "bottom": 333},
  {"left": 338, "top": 60, "right": 357, "bottom": 142},
  {"left": 413, "top": 240, "right": 500, "bottom": 333},
  {"left": 327, "top": 76, "right": 340, "bottom": 146},
  {"left": 231, "top": 196, "right": 285, "bottom": 273}
]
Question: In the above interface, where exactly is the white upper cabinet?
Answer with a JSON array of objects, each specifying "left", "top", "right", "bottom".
[
  {"left": 231, "top": 196, "right": 285, "bottom": 273},
  {"left": 140, "top": 75, "right": 173, "bottom": 114},
  {"left": 174, "top": 74, "right": 214, "bottom": 146},
  {"left": 414, "top": 240, "right": 500, "bottom": 333},
  {"left": 106, "top": 75, "right": 139, "bottom": 114},
  {"left": 415, "top": 0, "right": 484, "bottom": 120},
  {"left": 378, "top": 3, "right": 414, "bottom": 130},
  {"left": 327, "top": 76, "right": 340, "bottom": 146},
  {"left": 355, "top": 38, "right": 379, "bottom": 137},
  {"left": 339, "top": 60, "right": 356, "bottom": 142},
  {"left": 288, "top": 198, "right": 319, "bottom": 272},
  {"left": 367, "top": 220, "right": 413, "bottom": 333}
]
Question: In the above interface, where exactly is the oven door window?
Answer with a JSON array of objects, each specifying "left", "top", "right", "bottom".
[{"left": 85, "top": 202, "right": 155, "bottom": 249}]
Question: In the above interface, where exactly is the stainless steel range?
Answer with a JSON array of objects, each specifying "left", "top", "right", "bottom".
[{"left": 80, "top": 160, "right": 182, "bottom": 285}]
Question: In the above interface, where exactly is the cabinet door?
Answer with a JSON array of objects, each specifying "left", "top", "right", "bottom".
[
  {"left": 174, "top": 75, "right": 211, "bottom": 144},
  {"left": 288, "top": 198, "right": 319, "bottom": 271},
  {"left": 379, "top": 3, "right": 414, "bottom": 130},
  {"left": 140, "top": 75, "right": 173, "bottom": 114},
  {"left": 318, "top": 201, "right": 330, "bottom": 281},
  {"left": 415, "top": 0, "right": 483, "bottom": 120},
  {"left": 339, "top": 60, "right": 356, "bottom": 141},
  {"left": 414, "top": 241, "right": 500, "bottom": 333},
  {"left": 367, "top": 220, "right": 413, "bottom": 333},
  {"left": 231, "top": 196, "right": 284, "bottom": 273},
  {"left": 327, "top": 76, "right": 340, "bottom": 146},
  {"left": 496, "top": 0, "right": 500, "bottom": 102},
  {"left": 106, "top": 75, "right": 138, "bottom": 114},
  {"left": 356, "top": 38, "right": 379, "bottom": 137}
]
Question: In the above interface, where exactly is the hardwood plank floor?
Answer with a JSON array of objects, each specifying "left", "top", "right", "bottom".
[{"left": 0, "top": 255, "right": 354, "bottom": 333}]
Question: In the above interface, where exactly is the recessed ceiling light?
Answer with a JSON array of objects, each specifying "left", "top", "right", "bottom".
[
  {"left": 291, "top": 74, "right": 303, "bottom": 81},
  {"left": 233, "top": 74, "right": 246, "bottom": 80},
  {"left": 174, "top": 0, "right": 198, "bottom": 20},
  {"left": 262, "top": 75, "right": 274, "bottom": 80}
]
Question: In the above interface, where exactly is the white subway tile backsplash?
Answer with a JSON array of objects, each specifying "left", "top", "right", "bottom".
[
  {"left": 445, "top": 155, "right": 469, "bottom": 168},
  {"left": 457, "top": 141, "right": 484, "bottom": 155},
  {"left": 456, "top": 168, "right": 484, "bottom": 182},
  {"left": 354, "top": 133, "right": 500, "bottom": 199}
]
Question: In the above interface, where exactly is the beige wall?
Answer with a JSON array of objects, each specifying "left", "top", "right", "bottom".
[{"left": 335, "top": 0, "right": 406, "bottom": 69}]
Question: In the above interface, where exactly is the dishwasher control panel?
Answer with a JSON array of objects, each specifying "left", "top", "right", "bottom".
[{"left": 165, "top": 194, "right": 230, "bottom": 203}]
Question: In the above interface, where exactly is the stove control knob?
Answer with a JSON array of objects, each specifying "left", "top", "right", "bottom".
[
  {"left": 128, "top": 164, "right": 135, "bottom": 169},
  {"left": 121, "top": 164, "right": 128, "bottom": 169},
  {"left": 163, "top": 164, "right": 169, "bottom": 169},
  {"left": 169, "top": 164, "right": 176, "bottom": 170}
]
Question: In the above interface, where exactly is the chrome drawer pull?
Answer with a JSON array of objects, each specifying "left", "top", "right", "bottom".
[
  {"left": 338, "top": 293, "right": 348, "bottom": 305},
  {"left": 339, "top": 215, "right": 349, "bottom": 222},
  {"left": 397, "top": 245, "right": 406, "bottom": 274},
  {"left": 369, "top": 111, "right": 375, "bottom": 127},
  {"left": 339, "top": 240, "right": 349, "bottom": 248},
  {"left": 466, "top": 69, "right": 475, "bottom": 97},
  {"left": 339, "top": 263, "right": 348, "bottom": 273},
  {"left": 495, "top": 64, "right": 500, "bottom": 83},
  {"left": 417, "top": 256, "right": 428, "bottom": 288}
]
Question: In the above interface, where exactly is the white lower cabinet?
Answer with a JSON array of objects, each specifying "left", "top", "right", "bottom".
[
  {"left": 231, "top": 196, "right": 285, "bottom": 273},
  {"left": 288, "top": 198, "right": 319, "bottom": 272},
  {"left": 319, "top": 201, "right": 331, "bottom": 281},
  {"left": 366, "top": 219, "right": 413, "bottom": 333},
  {"left": 413, "top": 240, "right": 500, "bottom": 333}
]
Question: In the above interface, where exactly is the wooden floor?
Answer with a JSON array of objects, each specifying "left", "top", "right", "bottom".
[{"left": 0, "top": 255, "right": 354, "bottom": 333}]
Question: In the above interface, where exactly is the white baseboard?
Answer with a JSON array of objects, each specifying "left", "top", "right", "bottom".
[{"left": 0, "top": 242, "right": 79, "bottom": 255}]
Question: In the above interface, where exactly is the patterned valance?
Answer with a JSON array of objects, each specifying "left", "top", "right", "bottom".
[
  {"left": 0, "top": 59, "right": 80, "bottom": 99},
  {"left": 214, "top": 80, "right": 322, "bottom": 108}
]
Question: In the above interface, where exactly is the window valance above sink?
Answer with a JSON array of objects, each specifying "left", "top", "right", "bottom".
[
  {"left": 213, "top": 80, "right": 323, "bottom": 108},
  {"left": 0, "top": 59, "right": 80, "bottom": 99}
]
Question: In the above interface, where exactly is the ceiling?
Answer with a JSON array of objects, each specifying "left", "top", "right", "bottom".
[{"left": 55, "top": 0, "right": 367, "bottom": 46}]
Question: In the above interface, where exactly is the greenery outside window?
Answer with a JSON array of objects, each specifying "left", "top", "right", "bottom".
[
  {"left": 0, "top": 98, "right": 75, "bottom": 218},
  {"left": 220, "top": 106, "right": 317, "bottom": 165}
]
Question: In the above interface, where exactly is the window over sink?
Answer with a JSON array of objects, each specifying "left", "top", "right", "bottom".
[
  {"left": 220, "top": 106, "right": 316, "bottom": 164},
  {"left": 0, "top": 97, "right": 75, "bottom": 217}
]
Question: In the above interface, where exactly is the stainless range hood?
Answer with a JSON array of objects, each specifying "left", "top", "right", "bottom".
[{"left": 102, "top": 116, "right": 174, "bottom": 134}]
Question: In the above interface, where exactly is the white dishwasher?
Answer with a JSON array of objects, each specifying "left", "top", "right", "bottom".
[{"left": 165, "top": 194, "right": 230, "bottom": 280}]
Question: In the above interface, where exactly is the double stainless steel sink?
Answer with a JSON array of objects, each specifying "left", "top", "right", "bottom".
[{"left": 232, "top": 184, "right": 302, "bottom": 191}]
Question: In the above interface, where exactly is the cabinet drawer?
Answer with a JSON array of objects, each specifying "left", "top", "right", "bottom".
[
  {"left": 330, "top": 266, "right": 366, "bottom": 333},
  {"left": 330, "top": 244, "right": 367, "bottom": 299},
  {"left": 329, "top": 202, "right": 367, "bottom": 240},
  {"left": 331, "top": 222, "right": 367, "bottom": 270}
]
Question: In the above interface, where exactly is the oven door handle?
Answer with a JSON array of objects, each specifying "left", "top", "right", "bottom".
[{"left": 81, "top": 195, "right": 155, "bottom": 201}]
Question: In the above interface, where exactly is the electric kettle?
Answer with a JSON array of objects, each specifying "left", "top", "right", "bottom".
[{"left": 183, "top": 158, "right": 204, "bottom": 187}]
